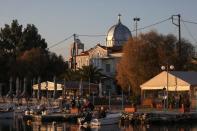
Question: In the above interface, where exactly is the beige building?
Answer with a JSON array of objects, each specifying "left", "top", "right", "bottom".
[{"left": 69, "top": 15, "right": 132, "bottom": 94}]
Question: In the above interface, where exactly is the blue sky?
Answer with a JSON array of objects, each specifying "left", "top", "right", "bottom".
[{"left": 0, "top": 0, "right": 197, "bottom": 58}]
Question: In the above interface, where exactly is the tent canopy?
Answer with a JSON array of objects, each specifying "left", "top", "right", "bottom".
[
  {"left": 32, "top": 81, "right": 99, "bottom": 91},
  {"left": 140, "top": 71, "right": 197, "bottom": 91},
  {"left": 33, "top": 81, "right": 63, "bottom": 91}
]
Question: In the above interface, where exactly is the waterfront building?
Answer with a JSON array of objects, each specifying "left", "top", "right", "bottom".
[{"left": 69, "top": 15, "right": 132, "bottom": 95}]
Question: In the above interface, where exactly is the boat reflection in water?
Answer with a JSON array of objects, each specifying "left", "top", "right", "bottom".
[{"left": 31, "top": 122, "right": 119, "bottom": 131}]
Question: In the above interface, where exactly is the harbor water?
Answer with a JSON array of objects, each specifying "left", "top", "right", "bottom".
[{"left": 0, "top": 118, "right": 197, "bottom": 131}]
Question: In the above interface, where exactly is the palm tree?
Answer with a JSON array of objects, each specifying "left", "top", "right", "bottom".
[
  {"left": 62, "top": 65, "right": 105, "bottom": 83},
  {"left": 62, "top": 69, "right": 80, "bottom": 81},
  {"left": 78, "top": 65, "right": 104, "bottom": 83}
]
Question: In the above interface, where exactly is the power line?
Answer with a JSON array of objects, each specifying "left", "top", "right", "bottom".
[
  {"left": 78, "top": 17, "right": 172, "bottom": 37},
  {"left": 48, "top": 17, "right": 197, "bottom": 49},
  {"left": 78, "top": 34, "right": 106, "bottom": 37},
  {"left": 48, "top": 35, "right": 73, "bottom": 49},
  {"left": 132, "top": 17, "right": 171, "bottom": 32},
  {"left": 180, "top": 19, "right": 197, "bottom": 25},
  {"left": 181, "top": 18, "right": 197, "bottom": 44}
]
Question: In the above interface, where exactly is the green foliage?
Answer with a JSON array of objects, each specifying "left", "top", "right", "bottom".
[
  {"left": 0, "top": 20, "right": 68, "bottom": 94},
  {"left": 0, "top": 20, "right": 22, "bottom": 54},
  {"left": 78, "top": 65, "right": 104, "bottom": 83},
  {"left": 20, "top": 24, "right": 47, "bottom": 51},
  {"left": 61, "top": 68, "right": 80, "bottom": 81},
  {"left": 62, "top": 65, "right": 104, "bottom": 83}
]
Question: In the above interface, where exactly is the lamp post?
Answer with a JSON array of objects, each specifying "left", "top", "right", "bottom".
[
  {"left": 161, "top": 65, "right": 174, "bottom": 109},
  {"left": 133, "top": 17, "right": 140, "bottom": 38},
  {"left": 122, "top": 89, "right": 124, "bottom": 110},
  {"left": 163, "top": 87, "right": 166, "bottom": 110}
]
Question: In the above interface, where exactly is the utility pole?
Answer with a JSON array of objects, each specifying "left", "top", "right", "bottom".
[
  {"left": 73, "top": 34, "right": 77, "bottom": 71},
  {"left": 172, "top": 14, "right": 181, "bottom": 57},
  {"left": 133, "top": 17, "right": 140, "bottom": 38}
]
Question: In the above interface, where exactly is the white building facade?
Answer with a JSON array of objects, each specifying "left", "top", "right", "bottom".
[{"left": 70, "top": 15, "right": 132, "bottom": 94}]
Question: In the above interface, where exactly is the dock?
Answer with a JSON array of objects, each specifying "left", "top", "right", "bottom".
[{"left": 121, "top": 111, "right": 197, "bottom": 124}]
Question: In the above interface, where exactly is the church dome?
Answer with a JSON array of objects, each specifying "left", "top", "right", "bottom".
[{"left": 106, "top": 15, "right": 132, "bottom": 47}]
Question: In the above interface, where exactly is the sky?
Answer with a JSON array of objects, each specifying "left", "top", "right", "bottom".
[{"left": 0, "top": 0, "right": 197, "bottom": 58}]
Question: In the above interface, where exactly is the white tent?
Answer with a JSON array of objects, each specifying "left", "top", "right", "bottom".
[
  {"left": 140, "top": 71, "right": 197, "bottom": 91},
  {"left": 33, "top": 81, "right": 63, "bottom": 91}
]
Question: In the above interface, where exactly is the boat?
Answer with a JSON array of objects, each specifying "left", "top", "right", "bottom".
[
  {"left": 78, "top": 112, "right": 121, "bottom": 126},
  {"left": 0, "top": 109, "right": 14, "bottom": 119},
  {"left": 0, "top": 104, "right": 15, "bottom": 119}
]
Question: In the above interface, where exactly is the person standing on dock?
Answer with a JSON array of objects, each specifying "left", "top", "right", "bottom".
[
  {"left": 179, "top": 95, "right": 183, "bottom": 108},
  {"left": 82, "top": 98, "right": 94, "bottom": 112}
]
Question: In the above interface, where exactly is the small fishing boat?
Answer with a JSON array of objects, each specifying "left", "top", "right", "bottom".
[
  {"left": 78, "top": 112, "right": 121, "bottom": 126},
  {"left": 0, "top": 104, "right": 15, "bottom": 119}
]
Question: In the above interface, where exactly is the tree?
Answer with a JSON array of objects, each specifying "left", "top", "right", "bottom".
[
  {"left": 0, "top": 20, "right": 48, "bottom": 78},
  {"left": 46, "top": 52, "right": 67, "bottom": 79},
  {"left": 18, "top": 48, "right": 67, "bottom": 80},
  {"left": 78, "top": 65, "right": 104, "bottom": 83},
  {"left": 116, "top": 31, "right": 194, "bottom": 95},
  {"left": 18, "top": 48, "right": 48, "bottom": 78},
  {"left": 0, "top": 20, "right": 22, "bottom": 54},
  {"left": 0, "top": 20, "right": 67, "bottom": 95},
  {"left": 19, "top": 24, "right": 47, "bottom": 51},
  {"left": 62, "top": 69, "right": 80, "bottom": 81},
  {"left": 62, "top": 65, "right": 104, "bottom": 83}
]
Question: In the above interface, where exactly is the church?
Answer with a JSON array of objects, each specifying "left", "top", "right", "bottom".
[{"left": 69, "top": 15, "right": 132, "bottom": 94}]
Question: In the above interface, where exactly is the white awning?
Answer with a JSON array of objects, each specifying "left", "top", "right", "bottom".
[
  {"left": 33, "top": 81, "right": 63, "bottom": 91},
  {"left": 140, "top": 71, "right": 197, "bottom": 91}
]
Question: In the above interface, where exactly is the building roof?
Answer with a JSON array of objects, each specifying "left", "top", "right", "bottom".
[
  {"left": 170, "top": 71, "right": 197, "bottom": 85},
  {"left": 140, "top": 71, "right": 197, "bottom": 91},
  {"left": 107, "top": 46, "right": 123, "bottom": 53},
  {"left": 76, "top": 43, "right": 123, "bottom": 57},
  {"left": 76, "top": 50, "right": 89, "bottom": 56},
  {"left": 106, "top": 15, "right": 131, "bottom": 47}
]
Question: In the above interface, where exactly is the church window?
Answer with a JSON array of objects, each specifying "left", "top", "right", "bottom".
[{"left": 97, "top": 52, "right": 99, "bottom": 58}]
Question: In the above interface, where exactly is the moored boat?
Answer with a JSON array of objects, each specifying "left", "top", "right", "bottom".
[
  {"left": 0, "top": 104, "right": 15, "bottom": 119},
  {"left": 78, "top": 112, "right": 121, "bottom": 126},
  {"left": 0, "top": 110, "right": 14, "bottom": 119}
]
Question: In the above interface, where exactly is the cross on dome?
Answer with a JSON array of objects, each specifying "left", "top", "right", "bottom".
[{"left": 118, "top": 14, "right": 121, "bottom": 23}]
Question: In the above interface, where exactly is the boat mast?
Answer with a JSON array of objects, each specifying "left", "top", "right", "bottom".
[{"left": 108, "top": 90, "right": 111, "bottom": 111}]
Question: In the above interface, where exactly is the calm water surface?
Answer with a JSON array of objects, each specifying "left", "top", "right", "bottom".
[{"left": 0, "top": 118, "right": 197, "bottom": 131}]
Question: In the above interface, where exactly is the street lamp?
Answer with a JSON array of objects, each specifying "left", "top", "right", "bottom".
[
  {"left": 133, "top": 17, "right": 140, "bottom": 38},
  {"left": 161, "top": 65, "right": 174, "bottom": 110}
]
